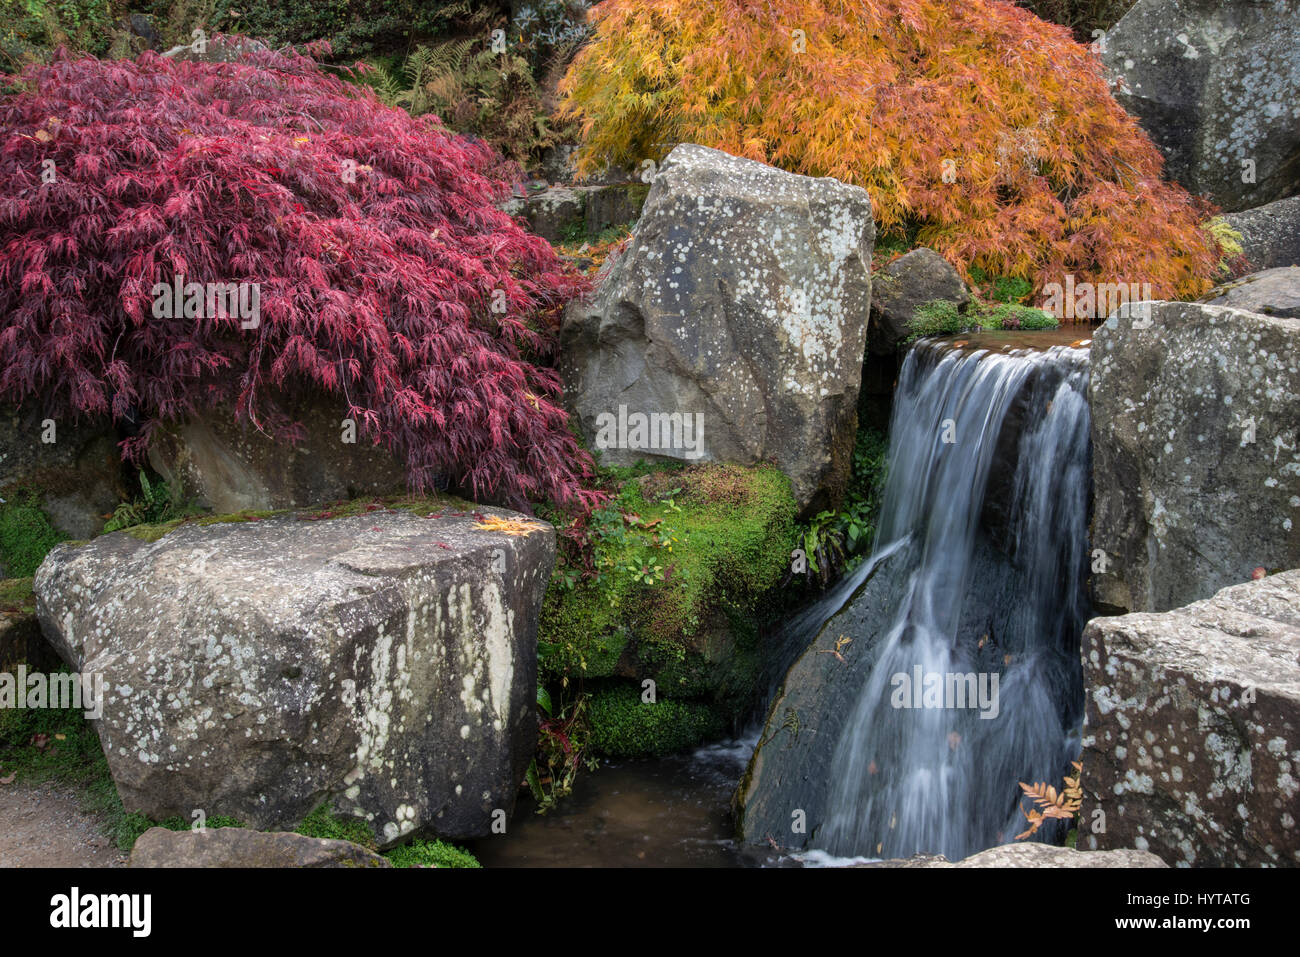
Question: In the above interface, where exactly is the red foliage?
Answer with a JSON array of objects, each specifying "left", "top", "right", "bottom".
[{"left": 0, "top": 43, "right": 599, "bottom": 509}]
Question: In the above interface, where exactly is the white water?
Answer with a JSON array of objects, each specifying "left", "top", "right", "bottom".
[{"left": 818, "top": 337, "right": 1092, "bottom": 861}]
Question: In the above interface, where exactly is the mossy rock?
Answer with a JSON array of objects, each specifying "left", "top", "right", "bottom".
[
  {"left": 585, "top": 682, "right": 723, "bottom": 758},
  {"left": 539, "top": 463, "right": 796, "bottom": 723}
]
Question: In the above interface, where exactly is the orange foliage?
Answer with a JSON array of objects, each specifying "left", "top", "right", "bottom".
[{"left": 558, "top": 0, "right": 1221, "bottom": 305}]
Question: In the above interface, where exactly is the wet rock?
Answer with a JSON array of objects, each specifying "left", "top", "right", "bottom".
[
  {"left": 863, "top": 843, "right": 1168, "bottom": 867},
  {"left": 1080, "top": 570, "right": 1300, "bottom": 867},
  {"left": 146, "top": 395, "right": 407, "bottom": 514},
  {"left": 130, "top": 827, "right": 390, "bottom": 868},
  {"left": 0, "top": 405, "right": 122, "bottom": 540},
  {"left": 868, "top": 248, "right": 969, "bottom": 356},
  {"left": 560, "top": 143, "right": 874, "bottom": 515},
  {"left": 1089, "top": 301, "right": 1300, "bottom": 614},
  {"left": 1202, "top": 266, "right": 1300, "bottom": 319},
  {"left": 1099, "top": 0, "right": 1300, "bottom": 211},
  {"left": 34, "top": 505, "right": 554, "bottom": 847},
  {"left": 1222, "top": 196, "right": 1300, "bottom": 271}
]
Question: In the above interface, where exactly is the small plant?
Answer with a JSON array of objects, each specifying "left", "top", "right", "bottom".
[
  {"left": 102, "top": 470, "right": 200, "bottom": 533},
  {"left": 1015, "top": 760, "right": 1084, "bottom": 839},
  {"left": 528, "top": 684, "right": 599, "bottom": 813}
]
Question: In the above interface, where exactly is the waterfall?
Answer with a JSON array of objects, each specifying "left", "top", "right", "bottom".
[{"left": 817, "top": 336, "right": 1092, "bottom": 861}]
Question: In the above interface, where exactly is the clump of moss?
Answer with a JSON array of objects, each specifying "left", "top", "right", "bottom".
[
  {"left": 585, "top": 682, "right": 723, "bottom": 758},
  {"left": 538, "top": 463, "right": 796, "bottom": 720},
  {"left": 907, "top": 299, "right": 1058, "bottom": 341},
  {"left": 0, "top": 576, "right": 35, "bottom": 613},
  {"left": 385, "top": 839, "right": 482, "bottom": 869},
  {"left": 296, "top": 805, "right": 377, "bottom": 847},
  {"left": 0, "top": 488, "right": 66, "bottom": 576}
]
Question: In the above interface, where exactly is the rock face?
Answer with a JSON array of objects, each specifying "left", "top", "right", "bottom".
[
  {"left": 1089, "top": 302, "right": 1300, "bottom": 614},
  {"left": 130, "top": 826, "right": 390, "bottom": 868},
  {"left": 1223, "top": 196, "right": 1300, "bottom": 271},
  {"left": 502, "top": 183, "right": 649, "bottom": 243},
  {"left": 0, "top": 406, "right": 121, "bottom": 540},
  {"left": 1203, "top": 266, "right": 1300, "bottom": 319},
  {"left": 867, "top": 248, "right": 969, "bottom": 356},
  {"left": 560, "top": 143, "right": 874, "bottom": 515},
  {"left": 1080, "top": 571, "right": 1300, "bottom": 867},
  {"left": 147, "top": 396, "right": 408, "bottom": 514},
  {"left": 864, "top": 843, "right": 1168, "bottom": 867},
  {"left": 34, "top": 505, "right": 554, "bottom": 846},
  {"left": 1100, "top": 0, "right": 1300, "bottom": 211}
]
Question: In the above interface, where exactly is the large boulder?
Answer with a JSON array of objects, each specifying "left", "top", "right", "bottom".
[
  {"left": 1202, "top": 266, "right": 1300, "bottom": 319},
  {"left": 1090, "top": 301, "right": 1300, "bottom": 614},
  {"left": 34, "top": 503, "right": 554, "bottom": 847},
  {"left": 1100, "top": 0, "right": 1300, "bottom": 211},
  {"left": 130, "top": 826, "right": 391, "bottom": 868},
  {"left": 1222, "top": 196, "right": 1300, "bottom": 272},
  {"left": 867, "top": 248, "right": 970, "bottom": 356},
  {"left": 559, "top": 143, "right": 874, "bottom": 516},
  {"left": 146, "top": 395, "right": 408, "bottom": 514},
  {"left": 1080, "top": 570, "right": 1300, "bottom": 866},
  {"left": 0, "top": 405, "right": 122, "bottom": 540}
]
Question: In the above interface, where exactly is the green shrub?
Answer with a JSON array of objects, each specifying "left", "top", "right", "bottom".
[
  {"left": 585, "top": 682, "right": 722, "bottom": 758},
  {"left": 0, "top": 488, "right": 66, "bottom": 576}
]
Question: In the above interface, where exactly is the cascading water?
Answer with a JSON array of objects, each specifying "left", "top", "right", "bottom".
[{"left": 817, "top": 335, "right": 1092, "bottom": 861}]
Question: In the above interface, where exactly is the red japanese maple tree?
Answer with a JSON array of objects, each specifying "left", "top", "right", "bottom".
[{"left": 0, "top": 43, "right": 598, "bottom": 509}]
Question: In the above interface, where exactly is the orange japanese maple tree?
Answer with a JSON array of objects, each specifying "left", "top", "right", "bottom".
[{"left": 559, "top": 0, "right": 1221, "bottom": 305}]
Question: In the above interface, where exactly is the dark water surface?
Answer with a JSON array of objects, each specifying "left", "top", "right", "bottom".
[{"left": 471, "top": 738, "right": 792, "bottom": 867}]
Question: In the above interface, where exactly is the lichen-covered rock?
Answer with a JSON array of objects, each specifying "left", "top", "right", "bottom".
[
  {"left": 0, "top": 405, "right": 121, "bottom": 540},
  {"left": 1089, "top": 302, "right": 1300, "bottom": 614},
  {"left": 863, "top": 843, "right": 1168, "bottom": 867},
  {"left": 146, "top": 395, "right": 408, "bottom": 514},
  {"left": 559, "top": 143, "right": 874, "bottom": 516},
  {"left": 130, "top": 826, "right": 391, "bottom": 868},
  {"left": 34, "top": 504, "right": 554, "bottom": 846},
  {"left": 1223, "top": 196, "right": 1300, "bottom": 272},
  {"left": 868, "top": 248, "right": 970, "bottom": 355},
  {"left": 1080, "top": 570, "right": 1300, "bottom": 867},
  {"left": 1100, "top": 0, "right": 1300, "bottom": 211},
  {"left": 1202, "top": 266, "right": 1300, "bottom": 319}
]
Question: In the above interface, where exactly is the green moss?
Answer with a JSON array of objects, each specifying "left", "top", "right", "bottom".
[
  {"left": 0, "top": 488, "right": 67, "bottom": 576},
  {"left": 585, "top": 682, "right": 723, "bottom": 758},
  {"left": 385, "top": 839, "right": 481, "bottom": 869},
  {"left": 538, "top": 463, "right": 796, "bottom": 721},
  {"left": 907, "top": 299, "right": 1058, "bottom": 341},
  {"left": 0, "top": 576, "right": 35, "bottom": 613},
  {"left": 297, "top": 805, "right": 377, "bottom": 849}
]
